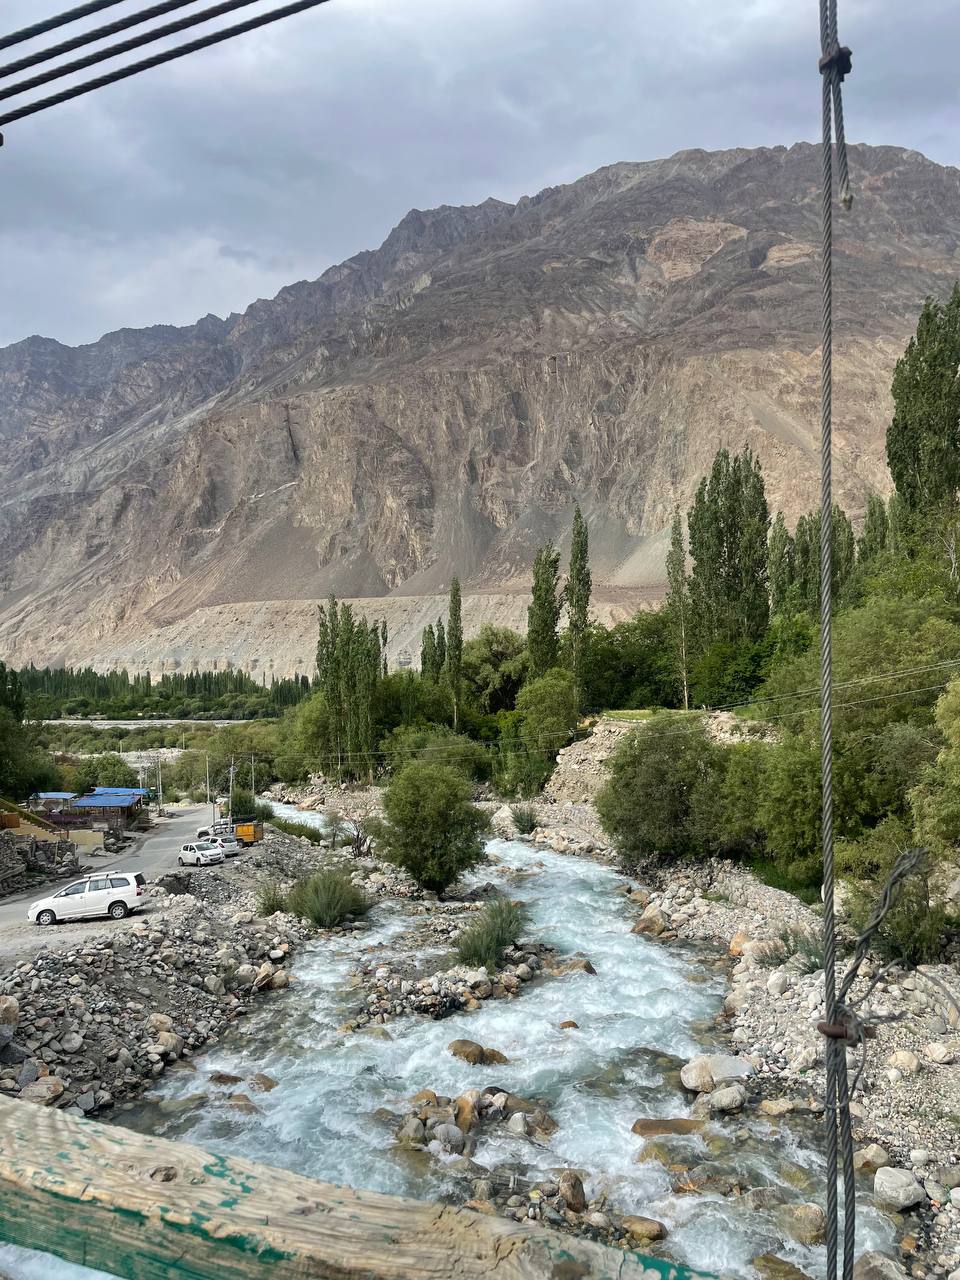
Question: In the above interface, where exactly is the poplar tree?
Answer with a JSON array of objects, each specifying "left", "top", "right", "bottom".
[
  {"left": 447, "top": 577, "right": 463, "bottom": 730},
  {"left": 316, "top": 595, "right": 343, "bottom": 771},
  {"left": 565, "top": 506, "right": 592, "bottom": 704},
  {"left": 857, "top": 493, "right": 889, "bottom": 565},
  {"left": 528, "top": 543, "right": 561, "bottom": 678},
  {"left": 380, "top": 620, "right": 389, "bottom": 677},
  {"left": 687, "top": 446, "right": 769, "bottom": 647},
  {"left": 435, "top": 618, "right": 447, "bottom": 672},
  {"left": 887, "top": 283, "right": 960, "bottom": 512},
  {"left": 664, "top": 505, "right": 690, "bottom": 710},
  {"left": 768, "top": 511, "right": 795, "bottom": 615},
  {"left": 421, "top": 623, "right": 438, "bottom": 681}
]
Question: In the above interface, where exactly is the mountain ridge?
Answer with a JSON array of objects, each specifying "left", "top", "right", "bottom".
[{"left": 1, "top": 141, "right": 958, "bottom": 675}]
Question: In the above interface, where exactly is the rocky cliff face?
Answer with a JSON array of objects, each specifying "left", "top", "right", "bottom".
[{"left": 1, "top": 143, "right": 958, "bottom": 675}]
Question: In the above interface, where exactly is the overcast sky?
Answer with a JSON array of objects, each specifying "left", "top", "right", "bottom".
[{"left": 0, "top": 0, "right": 957, "bottom": 348}]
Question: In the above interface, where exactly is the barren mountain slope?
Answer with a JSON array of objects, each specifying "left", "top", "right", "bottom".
[{"left": 1, "top": 143, "right": 958, "bottom": 675}]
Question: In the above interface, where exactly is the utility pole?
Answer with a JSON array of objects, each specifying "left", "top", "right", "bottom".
[
  {"left": 155, "top": 755, "right": 164, "bottom": 816},
  {"left": 228, "top": 757, "right": 235, "bottom": 822}
]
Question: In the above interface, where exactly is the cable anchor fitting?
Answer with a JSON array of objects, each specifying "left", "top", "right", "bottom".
[{"left": 818, "top": 45, "right": 853, "bottom": 82}]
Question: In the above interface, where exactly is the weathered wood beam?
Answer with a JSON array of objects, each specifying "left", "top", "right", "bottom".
[{"left": 0, "top": 1097, "right": 711, "bottom": 1280}]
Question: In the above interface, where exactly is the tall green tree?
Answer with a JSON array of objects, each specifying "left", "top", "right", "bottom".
[
  {"left": 887, "top": 283, "right": 960, "bottom": 512},
  {"left": 375, "top": 763, "right": 489, "bottom": 895},
  {"left": 565, "top": 506, "right": 592, "bottom": 704},
  {"left": 857, "top": 493, "right": 889, "bottom": 565},
  {"left": 435, "top": 618, "right": 447, "bottom": 672},
  {"left": 790, "top": 506, "right": 856, "bottom": 614},
  {"left": 528, "top": 543, "right": 561, "bottom": 678},
  {"left": 687, "top": 446, "right": 770, "bottom": 647},
  {"left": 420, "top": 623, "right": 438, "bottom": 681},
  {"left": 767, "top": 512, "right": 795, "bottom": 615},
  {"left": 664, "top": 505, "right": 690, "bottom": 709},
  {"left": 316, "top": 596, "right": 344, "bottom": 771},
  {"left": 446, "top": 577, "right": 463, "bottom": 731}
]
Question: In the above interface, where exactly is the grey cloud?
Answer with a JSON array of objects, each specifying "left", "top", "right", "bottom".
[{"left": 0, "top": 0, "right": 957, "bottom": 346}]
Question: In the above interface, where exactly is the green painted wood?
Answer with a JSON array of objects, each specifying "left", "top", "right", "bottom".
[{"left": 0, "top": 1097, "right": 714, "bottom": 1280}]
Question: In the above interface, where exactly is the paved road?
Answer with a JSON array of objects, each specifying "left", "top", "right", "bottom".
[{"left": 0, "top": 805, "right": 208, "bottom": 932}]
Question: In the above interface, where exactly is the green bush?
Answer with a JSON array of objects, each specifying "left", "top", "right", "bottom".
[
  {"left": 379, "top": 724, "right": 492, "bottom": 781},
  {"left": 285, "top": 869, "right": 369, "bottom": 928},
  {"left": 837, "top": 818, "right": 948, "bottom": 965},
  {"left": 510, "top": 803, "right": 538, "bottom": 834},
  {"left": 374, "top": 763, "right": 489, "bottom": 894},
  {"left": 597, "top": 714, "right": 725, "bottom": 862},
  {"left": 456, "top": 899, "right": 528, "bottom": 971},
  {"left": 255, "top": 879, "right": 286, "bottom": 917}
]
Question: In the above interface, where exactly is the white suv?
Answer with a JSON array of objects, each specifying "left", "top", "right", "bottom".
[
  {"left": 28, "top": 872, "right": 148, "bottom": 926},
  {"left": 178, "top": 842, "right": 224, "bottom": 867}
]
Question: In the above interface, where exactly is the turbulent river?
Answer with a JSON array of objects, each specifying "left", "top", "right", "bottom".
[{"left": 0, "top": 819, "right": 894, "bottom": 1279}]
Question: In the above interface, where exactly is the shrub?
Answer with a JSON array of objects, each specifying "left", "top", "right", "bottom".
[
  {"left": 285, "top": 869, "right": 369, "bottom": 928},
  {"left": 756, "top": 923, "right": 824, "bottom": 973},
  {"left": 510, "top": 803, "right": 538, "bottom": 834},
  {"left": 456, "top": 899, "right": 528, "bottom": 971},
  {"left": 374, "top": 763, "right": 489, "bottom": 894},
  {"left": 255, "top": 879, "right": 286, "bottom": 917},
  {"left": 597, "top": 714, "right": 725, "bottom": 862},
  {"left": 379, "top": 724, "right": 492, "bottom": 781}
]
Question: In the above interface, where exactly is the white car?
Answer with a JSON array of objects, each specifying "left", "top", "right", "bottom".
[
  {"left": 178, "top": 841, "right": 224, "bottom": 867},
  {"left": 206, "top": 835, "right": 241, "bottom": 857},
  {"left": 28, "top": 872, "right": 148, "bottom": 927}
]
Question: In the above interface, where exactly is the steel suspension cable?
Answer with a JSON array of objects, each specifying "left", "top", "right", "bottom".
[
  {"left": 0, "top": 2, "right": 128, "bottom": 52},
  {"left": 817, "top": 0, "right": 854, "bottom": 1277},
  {"left": 0, "top": 1, "right": 206, "bottom": 79},
  {"left": 0, "top": 0, "right": 333, "bottom": 129},
  {"left": 0, "top": 0, "right": 266, "bottom": 103}
]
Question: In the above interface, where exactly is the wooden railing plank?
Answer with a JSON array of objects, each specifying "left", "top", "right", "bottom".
[{"left": 0, "top": 1097, "right": 712, "bottom": 1280}]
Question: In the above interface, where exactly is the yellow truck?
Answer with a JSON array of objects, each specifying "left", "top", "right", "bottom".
[{"left": 196, "top": 819, "right": 263, "bottom": 846}]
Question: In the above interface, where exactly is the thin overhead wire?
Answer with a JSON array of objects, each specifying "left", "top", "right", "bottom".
[
  {"left": 0, "top": 0, "right": 333, "bottom": 129},
  {"left": 0, "top": 0, "right": 266, "bottom": 103},
  {"left": 0, "top": 2, "right": 128, "bottom": 53},
  {"left": 0, "top": 1, "right": 205, "bottom": 79}
]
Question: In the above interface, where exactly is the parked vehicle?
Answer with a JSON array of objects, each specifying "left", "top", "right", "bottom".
[
  {"left": 207, "top": 835, "right": 241, "bottom": 857},
  {"left": 196, "top": 820, "right": 263, "bottom": 846},
  {"left": 28, "top": 872, "right": 148, "bottom": 926},
  {"left": 178, "top": 842, "right": 224, "bottom": 867}
]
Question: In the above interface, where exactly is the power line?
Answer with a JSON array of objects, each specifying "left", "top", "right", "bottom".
[
  {"left": 0, "top": 2, "right": 128, "bottom": 53},
  {"left": 0, "top": 0, "right": 267, "bottom": 103},
  {"left": 0, "top": 0, "right": 333, "bottom": 129},
  {"left": 0, "top": 1, "right": 207, "bottom": 79}
]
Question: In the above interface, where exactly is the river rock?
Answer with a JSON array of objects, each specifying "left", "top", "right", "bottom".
[
  {"left": 209, "top": 1071, "right": 243, "bottom": 1086},
  {"left": 874, "top": 1167, "right": 927, "bottom": 1210},
  {"left": 506, "top": 1112, "right": 528, "bottom": 1136},
  {"left": 852, "top": 1252, "right": 909, "bottom": 1280},
  {"left": 454, "top": 1089, "right": 480, "bottom": 1133},
  {"left": 60, "top": 1031, "right": 84, "bottom": 1054},
  {"left": 396, "top": 1115, "right": 426, "bottom": 1148},
  {"left": 729, "top": 930, "right": 750, "bottom": 958},
  {"left": 631, "top": 1117, "right": 703, "bottom": 1137},
  {"left": 885, "top": 1049, "right": 920, "bottom": 1075},
  {"left": 447, "top": 1039, "right": 508, "bottom": 1066},
  {"left": 204, "top": 974, "right": 226, "bottom": 997},
  {"left": 681, "top": 1053, "right": 754, "bottom": 1093},
  {"left": 621, "top": 1215, "right": 668, "bottom": 1243},
  {"left": 923, "top": 1041, "right": 954, "bottom": 1065},
  {"left": 146, "top": 1013, "right": 174, "bottom": 1035},
  {"left": 0, "top": 996, "right": 19, "bottom": 1027},
  {"left": 633, "top": 906, "right": 667, "bottom": 936},
  {"left": 558, "top": 1169, "right": 586, "bottom": 1213},
  {"left": 753, "top": 1255, "right": 814, "bottom": 1280},
  {"left": 249, "top": 1073, "right": 278, "bottom": 1093},
  {"left": 559, "top": 1020, "right": 579, "bottom": 1029},
  {"left": 234, "top": 965, "right": 259, "bottom": 988},
  {"left": 776, "top": 1202, "right": 827, "bottom": 1246},
  {"left": 705, "top": 1083, "right": 748, "bottom": 1113},
  {"left": 432, "top": 1123, "right": 465, "bottom": 1154},
  {"left": 853, "top": 1144, "right": 890, "bottom": 1174},
  {"left": 19, "top": 1076, "right": 65, "bottom": 1105}
]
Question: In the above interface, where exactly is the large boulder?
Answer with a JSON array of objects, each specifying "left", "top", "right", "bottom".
[
  {"left": 885, "top": 1050, "right": 920, "bottom": 1076},
  {"left": 621, "top": 1215, "right": 668, "bottom": 1243},
  {"left": 706, "top": 1083, "right": 748, "bottom": 1114},
  {"left": 558, "top": 1170, "right": 586, "bottom": 1213},
  {"left": 776, "top": 1203, "right": 827, "bottom": 1246},
  {"left": 19, "top": 1076, "right": 65, "bottom": 1105},
  {"left": 447, "top": 1039, "right": 508, "bottom": 1066},
  {"left": 853, "top": 1144, "right": 890, "bottom": 1174},
  {"left": 853, "top": 1252, "right": 908, "bottom": 1280},
  {"left": 874, "top": 1167, "right": 926, "bottom": 1211},
  {"left": 681, "top": 1053, "right": 755, "bottom": 1093}
]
